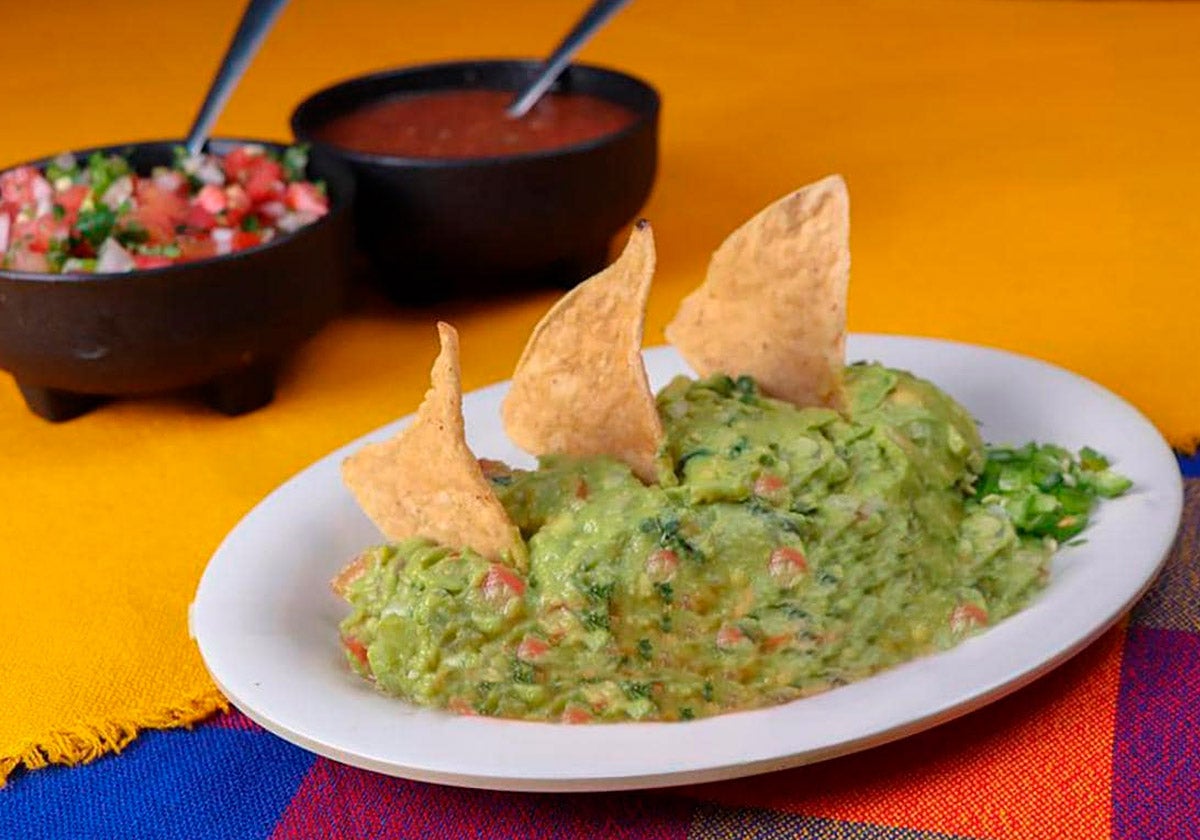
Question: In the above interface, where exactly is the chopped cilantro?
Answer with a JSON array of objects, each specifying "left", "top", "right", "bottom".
[
  {"left": 86, "top": 152, "right": 130, "bottom": 199},
  {"left": 115, "top": 221, "right": 149, "bottom": 248},
  {"left": 281, "top": 144, "right": 310, "bottom": 181},
  {"left": 74, "top": 205, "right": 117, "bottom": 248},
  {"left": 734, "top": 374, "right": 758, "bottom": 401},
  {"left": 621, "top": 681, "right": 652, "bottom": 700},
  {"left": 511, "top": 660, "right": 537, "bottom": 685},
  {"left": 637, "top": 638, "right": 653, "bottom": 660},
  {"left": 654, "top": 582, "right": 674, "bottom": 604},
  {"left": 584, "top": 581, "right": 615, "bottom": 603},
  {"left": 582, "top": 610, "right": 610, "bottom": 631}
]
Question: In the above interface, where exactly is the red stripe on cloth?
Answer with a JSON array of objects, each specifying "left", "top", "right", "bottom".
[
  {"left": 269, "top": 757, "right": 693, "bottom": 840},
  {"left": 203, "top": 708, "right": 261, "bottom": 731},
  {"left": 681, "top": 626, "right": 1125, "bottom": 840}
]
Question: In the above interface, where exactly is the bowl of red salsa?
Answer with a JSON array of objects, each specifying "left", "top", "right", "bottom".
[
  {"left": 290, "top": 59, "right": 658, "bottom": 302},
  {"left": 0, "top": 138, "right": 353, "bottom": 421}
]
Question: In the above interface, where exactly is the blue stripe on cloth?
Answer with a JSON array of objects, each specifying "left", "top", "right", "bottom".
[
  {"left": 1179, "top": 452, "right": 1199, "bottom": 478},
  {"left": 0, "top": 724, "right": 315, "bottom": 839}
]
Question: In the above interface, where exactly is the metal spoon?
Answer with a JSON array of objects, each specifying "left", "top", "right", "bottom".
[
  {"left": 506, "top": 0, "right": 634, "bottom": 119},
  {"left": 184, "top": 0, "right": 291, "bottom": 156}
]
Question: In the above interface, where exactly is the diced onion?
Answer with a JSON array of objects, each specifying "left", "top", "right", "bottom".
[
  {"left": 101, "top": 175, "right": 134, "bottom": 210},
  {"left": 0, "top": 213, "right": 9, "bottom": 253},
  {"left": 152, "top": 169, "right": 185, "bottom": 193},
  {"left": 195, "top": 158, "right": 224, "bottom": 186},
  {"left": 32, "top": 174, "right": 53, "bottom": 217},
  {"left": 61, "top": 258, "right": 92, "bottom": 274},
  {"left": 258, "top": 201, "right": 286, "bottom": 220},
  {"left": 95, "top": 238, "right": 135, "bottom": 273},
  {"left": 276, "top": 211, "right": 319, "bottom": 233},
  {"left": 211, "top": 227, "right": 234, "bottom": 256},
  {"left": 52, "top": 153, "right": 76, "bottom": 171}
]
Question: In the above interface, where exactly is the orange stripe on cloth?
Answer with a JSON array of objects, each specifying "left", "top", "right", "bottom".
[{"left": 683, "top": 626, "right": 1125, "bottom": 840}]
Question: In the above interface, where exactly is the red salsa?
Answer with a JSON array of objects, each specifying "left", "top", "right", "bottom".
[{"left": 313, "top": 89, "right": 637, "bottom": 159}]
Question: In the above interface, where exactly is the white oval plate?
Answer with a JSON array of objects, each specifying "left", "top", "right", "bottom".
[{"left": 191, "top": 336, "right": 1183, "bottom": 792}]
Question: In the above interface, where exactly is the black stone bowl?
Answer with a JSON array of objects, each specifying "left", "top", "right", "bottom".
[
  {"left": 290, "top": 59, "right": 658, "bottom": 302},
  {"left": 0, "top": 138, "right": 354, "bottom": 422}
]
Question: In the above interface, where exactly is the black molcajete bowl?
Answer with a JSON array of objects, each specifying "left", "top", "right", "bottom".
[
  {"left": 290, "top": 60, "right": 658, "bottom": 302},
  {"left": 0, "top": 138, "right": 354, "bottom": 422}
]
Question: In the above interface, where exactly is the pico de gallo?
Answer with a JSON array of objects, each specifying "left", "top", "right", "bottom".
[{"left": 0, "top": 144, "right": 329, "bottom": 274}]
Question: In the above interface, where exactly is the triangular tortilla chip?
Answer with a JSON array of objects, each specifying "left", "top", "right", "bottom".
[
  {"left": 665, "top": 174, "right": 850, "bottom": 410},
  {"left": 502, "top": 221, "right": 664, "bottom": 483},
  {"left": 342, "top": 322, "right": 523, "bottom": 564}
]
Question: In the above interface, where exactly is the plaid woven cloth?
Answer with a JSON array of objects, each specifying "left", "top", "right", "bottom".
[{"left": 4, "top": 472, "right": 1196, "bottom": 839}]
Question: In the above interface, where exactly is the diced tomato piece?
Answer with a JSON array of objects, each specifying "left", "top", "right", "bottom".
[
  {"left": 285, "top": 181, "right": 329, "bottom": 215},
  {"left": 561, "top": 705, "right": 593, "bottom": 724},
  {"left": 716, "top": 624, "right": 747, "bottom": 650},
  {"left": 221, "top": 145, "right": 267, "bottom": 182},
  {"left": 175, "top": 234, "right": 217, "bottom": 262},
  {"left": 4, "top": 246, "right": 50, "bottom": 272},
  {"left": 645, "top": 548, "right": 679, "bottom": 583},
  {"left": 244, "top": 167, "right": 286, "bottom": 203},
  {"left": 195, "top": 184, "right": 227, "bottom": 214},
  {"left": 232, "top": 230, "right": 262, "bottom": 251},
  {"left": 341, "top": 634, "right": 369, "bottom": 670},
  {"left": 447, "top": 697, "right": 477, "bottom": 716},
  {"left": 132, "top": 255, "right": 174, "bottom": 270},
  {"left": 763, "top": 632, "right": 793, "bottom": 652},
  {"left": 949, "top": 603, "right": 989, "bottom": 634},
  {"left": 482, "top": 563, "right": 526, "bottom": 602},
  {"left": 223, "top": 184, "right": 251, "bottom": 226},
  {"left": 54, "top": 184, "right": 90, "bottom": 224},
  {"left": 516, "top": 635, "right": 551, "bottom": 662},
  {"left": 10, "top": 215, "right": 68, "bottom": 253},
  {"left": 754, "top": 473, "right": 787, "bottom": 497},
  {"left": 768, "top": 546, "right": 807, "bottom": 582},
  {"left": 330, "top": 552, "right": 372, "bottom": 598},
  {"left": 133, "top": 183, "right": 190, "bottom": 244},
  {"left": 183, "top": 205, "right": 217, "bottom": 233},
  {"left": 0, "top": 166, "right": 49, "bottom": 208}
]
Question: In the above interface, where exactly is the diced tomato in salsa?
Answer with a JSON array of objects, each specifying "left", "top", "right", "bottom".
[
  {"left": 10, "top": 215, "right": 68, "bottom": 253},
  {"left": 0, "top": 143, "right": 326, "bottom": 274}
]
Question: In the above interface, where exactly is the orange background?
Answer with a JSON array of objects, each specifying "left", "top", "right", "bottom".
[{"left": 0, "top": 2, "right": 1195, "bottom": 830}]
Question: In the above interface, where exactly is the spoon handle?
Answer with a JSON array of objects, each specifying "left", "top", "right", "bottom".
[
  {"left": 185, "top": 0, "right": 291, "bottom": 156},
  {"left": 506, "top": 0, "right": 633, "bottom": 119}
]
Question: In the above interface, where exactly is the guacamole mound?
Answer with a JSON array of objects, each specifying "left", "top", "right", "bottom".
[{"left": 338, "top": 364, "right": 1055, "bottom": 722}]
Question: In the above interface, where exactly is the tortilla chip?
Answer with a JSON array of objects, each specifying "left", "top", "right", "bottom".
[
  {"left": 342, "top": 322, "right": 523, "bottom": 564},
  {"left": 502, "top": 221, "right": 664, "bottom": 483},
  {"left": 665, "top": 174, "right": 850, "bottom": 410}
]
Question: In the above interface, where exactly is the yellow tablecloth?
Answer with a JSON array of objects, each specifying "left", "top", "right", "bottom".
[{"left": 2, "top": 0, "right": 1197, "bottom": 783}]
